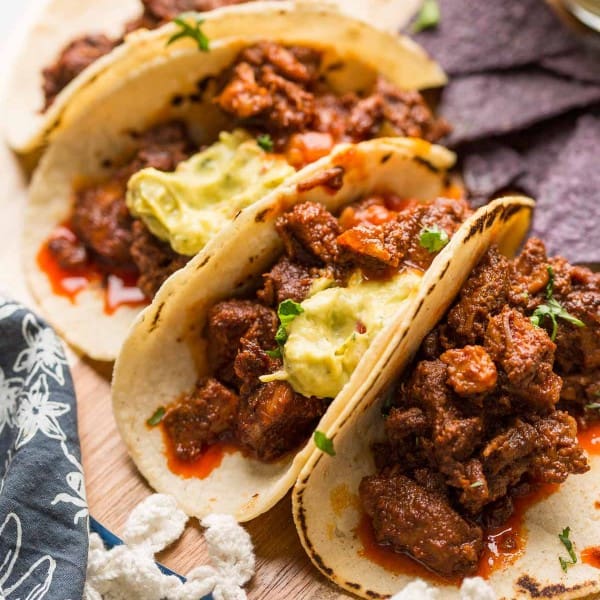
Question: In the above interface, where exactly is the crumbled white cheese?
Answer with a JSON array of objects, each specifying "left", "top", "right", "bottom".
[
  {"left": 85, "top": 494, "right": 255, "bottom": 600},
  {"left": 460, "top": 577, "right": 496, "bottom": 600},
  {"left": 391, "top": 579, "right": 440, "bottom": 600},
  {"left": 390, "top": 576, "right": 497, "bottom": 600}
]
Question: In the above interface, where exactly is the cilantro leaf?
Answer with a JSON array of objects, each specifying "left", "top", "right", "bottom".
[
  {"left": 530, "top": 266, "right": 585, "bottom": 341},
  {"left": 167, "top": 17, "right": 210, "bottom": 52},
  {"left": 147, "top": 406, "right": 166, "bottom": 427},
  {"left": 257, "top": 134, "right": 274, "bottom": 152},
  {"left": 419, "top": 225, "right": 449, "bottom": 253},
  {"left": 266, "top": 347, "right": 282, "bottom": 359},
  {"left": 558, "top": 526, "right": 577, "bottom": 572},
  {"left": 585, "top": 402, "right": 600, "bottom": 410},
  {"left": 412, "top": 0, "right": 440, "bottom": 33},
  {"left": 314, "top": 430, "right": 335, "bottom": 456}
]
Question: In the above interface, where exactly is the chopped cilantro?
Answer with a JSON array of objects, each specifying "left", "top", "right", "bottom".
[
  {"left": 167, "top": 16, "right": 210, "bottom": 52},
  {"left": 419, "top": 225, "right": 449, "bottom": 253},
  {"left": 266, "top": 347, "right": 282, "bottom": 359},
  {"left": 412, "top": 0, "right": 440, "bottom": 33},
  {"left": 558, "top": 526, "right": 577, "bottom": 572},
  {"left": 530, "top": 266, "right": 585, "bottom": 341},
  {"left": 314, "top": 430, "right": 335, "bottom": 456},
  {"left": 257, "top": 134, "right": 274, "bottom": 152},
  {"left": 585, "top": 402, "right": 600, "bottom": 410},
  {"left": 469, "top": 481, "right": 484, "bottom": 488},
  {"left": 147, "top": 406, "right": 166, "bottom": 427},
  {"left": 275, "top": 299, "right": 304, "bottom": 346}
]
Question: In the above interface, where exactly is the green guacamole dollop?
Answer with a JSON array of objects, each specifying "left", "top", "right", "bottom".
[
  {"left": 126, "top": 130, "right": 295, "bottom": 255},
  {"left": 282, "top": 270, "right": 423, "bottom": 399}
]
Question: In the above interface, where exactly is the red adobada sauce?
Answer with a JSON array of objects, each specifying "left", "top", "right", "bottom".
[
  {"left": 37, "top": 224, "right": 147, "bottom": 315},
  {"left": 356, "top": 483, "right": 560, "bottom": 585},
  {"left": 581, "top": 546, "right": 600, "bottom": 569},
  {"left": 577, "top": 420, "right": 600, "bottom": 455},
  {"left": 160, "top": 424, "right": 237, "bottom": 480}
]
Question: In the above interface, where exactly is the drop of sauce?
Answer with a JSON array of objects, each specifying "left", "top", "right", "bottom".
[
  {"left": 581, "top": 546, "right": 600, "bottom": 569},
  {"left": 577, "top": 421, "right": 600, "bottom": 455},
  {"left": 37, "top": 225, "right": 148, "bottom": 314},
  {"left": 160, "top": 425, "right": 237, "bottom": 480},
  {"left": 356, "top": 483, "right": 559, "bottom": 586}
]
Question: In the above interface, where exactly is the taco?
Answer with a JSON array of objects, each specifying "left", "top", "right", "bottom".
[
  {"left": 111, "top": 138, "right": 531, "bottom": 522},
  {"left": 293, "top": 227, "right": 600, "bottom": 596},
  {"left": 23, "top": 1, "right": 449, "bottom": 361},
  {"left": 4, "top": 0, "right": 433, "bottom": 154}
]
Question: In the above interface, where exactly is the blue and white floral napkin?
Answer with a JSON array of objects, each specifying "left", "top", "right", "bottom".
[{"left": 0, "top": 296, "right": 88, "bottom": 600}]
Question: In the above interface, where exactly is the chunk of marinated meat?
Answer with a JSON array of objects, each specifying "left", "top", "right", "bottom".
[
  {"left": 485, "top": 306, "right": 562, "bottom": 412},
  {"left": 360, "top": 473, "right": 482, "bottom": 577},
  {"left": 257, "top": 257, "right": 315, "bottom": 306},
  {"left": 236, "top": 381, "right": 326, "bottom": 460},
  {"left": 337, "top": 197, "right": 470, "bottom": 274},
  {"left": 348, "top": 77, "right": 451, "bottom": 142},
  {"left": 336, "top": 224, "right": 398, "bottom": 274},
  {"left": 206, "top": 299, "right": 278, "bottom": 385},
  {"left": 71, "top": 179, "right": 133, "bottom": 267},
  {"left": 162, "top": 377, "right": 239, "bottom": 461},
  {"left": 233, "top": 338, "right": 281, "bottom": 395},
  {"left": 530, "top": 412, "right": 589, "bottom": 482},
  {"left": 508, "top": 237, "right": 550, "bottom": 309},
  {"left": 276, "top": 201, "right": 340, "bottom": 267},
  {"left": 42, "top": 35, "right": 116, "bottom": 108},
  {"left": 215, "top": 42, "right": 320, "bottom": 135},
  {"left": 47, "top": 228, "right": 88, "bottom": 270},
  {"left": 384, "top": 406, "right": 428, "bottom": 443},
  {"left": 440, "top": 345, "right": 498, "bottom": 397},
  {"left": 481, "top": 425, "right": 548, "bottom": 507},
  {"left": 446, "top": 248, "right": 510, "bottom": 346},
  {"left": 402, "top": 360, "right": 483, "bottom": 476},
  {"left": 549, "top": 258, "right": 600, "bottom": 376},
  {"left": 130, "top": 220, "right": 190, "bottom": 298},
  {"left": 126, "top": 120, "right": 194, "bottom": 175}
]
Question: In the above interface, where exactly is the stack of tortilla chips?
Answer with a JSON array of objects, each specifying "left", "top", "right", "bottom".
[{"left": 409, "top": 0, "right": 600, "bottom": 265}]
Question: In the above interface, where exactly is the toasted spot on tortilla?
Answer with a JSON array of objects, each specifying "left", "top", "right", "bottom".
[
  {"left": 254, "top": 208, "right": 270, "bottom": 223},
  {"left": 149, "top": 301, "right": 165, "bottom": 333},
  {"left": 196, "top": 255, "right": 211, "bottom": 270},
  {"left": 531, "top": 114, "right": 600, "bottom": 264},
  {"left": 329, "top": 483, "right": 359, "bottom": 516},
  {"left": 410, "top": 0, "right": 576, "bottom": 75},
  {"left": 516, "top": 574, "right": 586, "bottom": 598},
  {"left": 440, "top": 69, "right": 600, "bottom": 146}
]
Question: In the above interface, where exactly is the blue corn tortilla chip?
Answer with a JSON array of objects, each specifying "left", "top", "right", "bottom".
[
  {"left": 541, "top": 44, "right": 600, "bottom": 85},
  {"left": 410, "top": 0, "right": 577, "bottom": 75},
  {"left": 531, "top": 113, "right": 600, "bottom": 264},
  {"left": 511, "top": 113, "right": 580, "bottom": 197},
  {"left": 439, "top": 69, "right": 600, "bottom": 146},
  {"left": 462, "top": 142, "right": 525, "bottom": 207}
]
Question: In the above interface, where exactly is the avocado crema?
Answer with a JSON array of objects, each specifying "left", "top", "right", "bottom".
[
  {"left": 126, "top": 130, "right": 295, "bottom": 255},
  {"left": 267, "top": 270, "right": 423, "bottom": 399}
]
